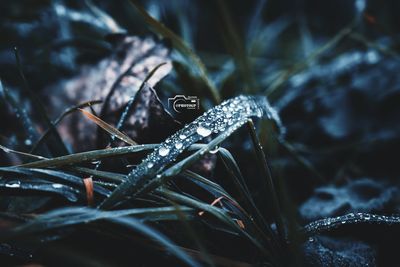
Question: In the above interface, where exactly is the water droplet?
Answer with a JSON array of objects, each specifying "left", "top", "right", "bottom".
[
  {"left": 196, "top": 126, "right": 211, "bottom": 137},
  {"left": 158, "top": 147, "right": 170, "bottom": 157},
  {"left": 175, "top": 142, "right": 183, "bottom": 149},
  {"left": 210, "top": 146, "right": 219, "bottom": 154},
  {"left": 6, "top": 182, "right": 20, "bottom": 188},
  {"left": 179, "top": 134, "right": 187, "bottom": 140},
  {"left": 147, "top": 162, "right": 154, "bottom": 168},
  {"left": 24, "top": 139, "right": 32, "bottom": 146},
  {"left": 52, "top": 183, "right": 63, "bottom": 189}
]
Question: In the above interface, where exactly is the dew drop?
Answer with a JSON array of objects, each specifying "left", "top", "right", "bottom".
[
  {"left": 147, "top": 162, "right": 154, "bottom": 168},
  {"left": 52, "top": 183, "right": 63, "bottom": 189},
  {"left": 6, "top": 182, "right": 20, "bottom": 188},
  {"left": 179, "top": 134, "right": 187, "bottom": 140},
  {"left": 210, "top": 146, "right": 219, "bottom": 154},
  {"left": 175, "top": 142, "right": 183, "bottom": 149},
  {"left": 196, "top": 126, "right": 212, "bottom": 137},
  {"left": 158, "top": 147, "right": 170, "bottom": 157}
]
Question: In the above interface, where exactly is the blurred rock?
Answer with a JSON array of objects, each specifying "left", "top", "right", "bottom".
[
  {"left": 303, "top": 236, "right": 376, "bottom": 267},
  {"left": 44, "top": 35, "right": 172, "bottom": 151},
  {"left": 300, "top": 178, "right": 399, "bottom": 222}
]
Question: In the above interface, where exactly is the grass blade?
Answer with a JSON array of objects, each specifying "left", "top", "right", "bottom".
[
  {"left": 31, "top": 100, "right": 102, "bottom": 154},
  {"left": 79, "top": 108, "right": 137, "bottom": 145},
  {"left": 14, "top": 47, "right": 69, "bottom": 156},
  {"left": 19, "top": 144, "right": 157, "bottom": 168},
  {"left": 246, "top": 119, "right": 285, "bottom": 240},
  {"left": 0, "top": 80, "right": 37, "bottom": 148},
  {"left": 127, "top": 0, "right": 221, "bottom": 104}
]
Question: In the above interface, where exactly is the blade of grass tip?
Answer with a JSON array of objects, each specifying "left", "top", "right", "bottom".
[
  {"left": 183, "top": 170, "right": 230, "bottom": 197},
  {"left": 265, "top": 20, "right": 355, "bottom": 98},
  {"left": 127, "top": 0, "right": 221, "bottom": 104},
  {"left": 0, "top": 144, "right": 47, "bottom": 161},
  {"left": 19, "top": 144, "right": 157, "bottom": 168},
  {"left": 0, "top": 80, "right": 37, "bottom": 150},
  {"left": 246, "top": 119, "right": 285, "bottom": 241},
  {"left": 31, "top": 100, "right": 102, "bottom": 154},
  {"left": 14, "top": 47, "right": 69, "bottom": 156},
  {"left": 79, "top": 108, "right": 137, "bottom": 145}
]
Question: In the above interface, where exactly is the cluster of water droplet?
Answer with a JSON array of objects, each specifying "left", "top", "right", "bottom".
[
  {"left": 303, "top": 212, "right": 400, "bottom": 236},
  {"left": 100, "top": 95, "right": 283, "bottom": 208}
]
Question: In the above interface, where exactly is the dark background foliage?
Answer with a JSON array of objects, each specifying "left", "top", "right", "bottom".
[{"left": 1, "top": 0, "right": 400, "bottom": 266}]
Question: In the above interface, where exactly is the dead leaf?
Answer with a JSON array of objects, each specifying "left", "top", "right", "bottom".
[{"left": 44, "top": 35, "right": 172, "bottom": 151}]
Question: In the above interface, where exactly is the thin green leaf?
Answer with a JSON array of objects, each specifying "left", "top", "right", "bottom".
[
  {"left": 14, "top": 47, "right": 69, "bottom": 156},
  {"left": 79, "top": 108, "right": 137, "bottom": 145},
  {"left": 19, "top": 144, "right": 158, "bottom": 168},
  {"left": 31, "top": 100, "right": 102, "bottom": 154}
]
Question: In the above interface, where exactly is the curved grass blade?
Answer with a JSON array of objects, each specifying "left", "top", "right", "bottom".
[
  {"left": 0, "top": 144, "right": 47, "bottom": 161},
  {"left": 30, "top": 100, "right": 102, "bottom": 154},
  {"left": 303, "top": 213, "right": 400, "bottom": 237},
  {"left": 17, "top": 144, "right": 205, "bottom": 169},
  {"left": 14, "top": 47, "right": 69, "bottom": 156},
  {"left": 19, "top": 144, "right": 157, "bottom": 168},
  {"left": 246, "top": 120, "right": 285, "bottom": 239},
  {"left": 217, "top": 147, "right": 278, "bottom": 243},
  {"left": 0, "top": 80, "right": 36, "bottom": 148},
  {"left": 100, "top": 95, "right": 280, "bottom": 209},
  {"left": 0, "top": 177, "right": 80, "bottom": 202},
  {"left": 79, "top": 108, "right": 137, "bottom": 145},
  {"left": 0, "top": 167, "right": 110, "bottom": 197},
  {"left": 114, "top": 62, "right": 168, "bottom": 132}
]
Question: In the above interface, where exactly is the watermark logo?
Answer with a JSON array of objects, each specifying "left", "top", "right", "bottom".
[{"left": 168, "top": 95, "right": 200, "bottom": 113}]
